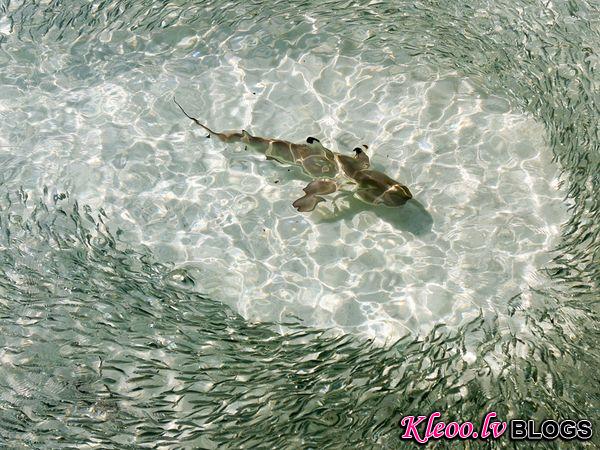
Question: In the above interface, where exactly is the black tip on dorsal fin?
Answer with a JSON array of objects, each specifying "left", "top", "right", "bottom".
[
  {"left": 353, "top": 147, "right": 362, "bottom": 154},
  {"left": 307, "top": 137, "right": 320, "bottom": 144}
]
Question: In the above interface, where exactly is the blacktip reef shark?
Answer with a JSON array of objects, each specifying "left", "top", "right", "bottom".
[{"left": 174, "top": 98, "right": 413, "bottom": 213}]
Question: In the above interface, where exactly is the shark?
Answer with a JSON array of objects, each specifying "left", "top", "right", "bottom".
[{"left": 174, "top": 99, "right": 412, "bottom": 212}]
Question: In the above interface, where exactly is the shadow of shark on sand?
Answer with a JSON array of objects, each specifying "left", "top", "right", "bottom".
[{"left": 314, "top": 194, "right": 433, "bottom": 236}]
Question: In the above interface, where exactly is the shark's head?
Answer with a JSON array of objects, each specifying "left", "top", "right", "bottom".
[{"left": 380, "top": 183, "right": 413, "bottom": 207}]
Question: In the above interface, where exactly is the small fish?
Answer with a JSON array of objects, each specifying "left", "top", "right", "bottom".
[{"left": 174, "top": 98, "right": 412, "bottom": 212}]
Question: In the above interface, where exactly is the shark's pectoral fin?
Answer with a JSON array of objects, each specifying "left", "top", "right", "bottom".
[
  {"left": 293, "top": 179, "right": 337, "bottom": 212},
  {"left": 303, "top": 178, "right": 337, "bottom": 196},
  {"left": 292, "top": 194, "right": 326, "bottom": 212}
]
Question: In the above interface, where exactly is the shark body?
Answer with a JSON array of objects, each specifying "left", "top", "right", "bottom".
[{"left": 174, "top": 99, "right": 412, "bottom": 212}]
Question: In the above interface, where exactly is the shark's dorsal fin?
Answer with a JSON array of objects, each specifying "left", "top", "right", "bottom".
[
  {"left": 306, "top": 136, "right": 337, "bottom": 162},
  {"left": 353, "top": 145, "right": 370, "bottom": 168},
  {"left": 292, "top": 194, "right": 326, "bottom": 212},
  {"left": 306, "top": 136, "right": 328, "bottom": 152}
]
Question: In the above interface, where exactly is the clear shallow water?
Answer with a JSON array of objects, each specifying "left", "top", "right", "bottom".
[
  {"left": 0, "top": 4, "right": 568, "bottom": 341},
  {"left": 0, "top": 0, "right": 598, "bottom": 448}
]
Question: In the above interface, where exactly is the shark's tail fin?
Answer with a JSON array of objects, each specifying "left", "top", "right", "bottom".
[{"left": 173, "top": 97, "right": 217, "bottom": 135}]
